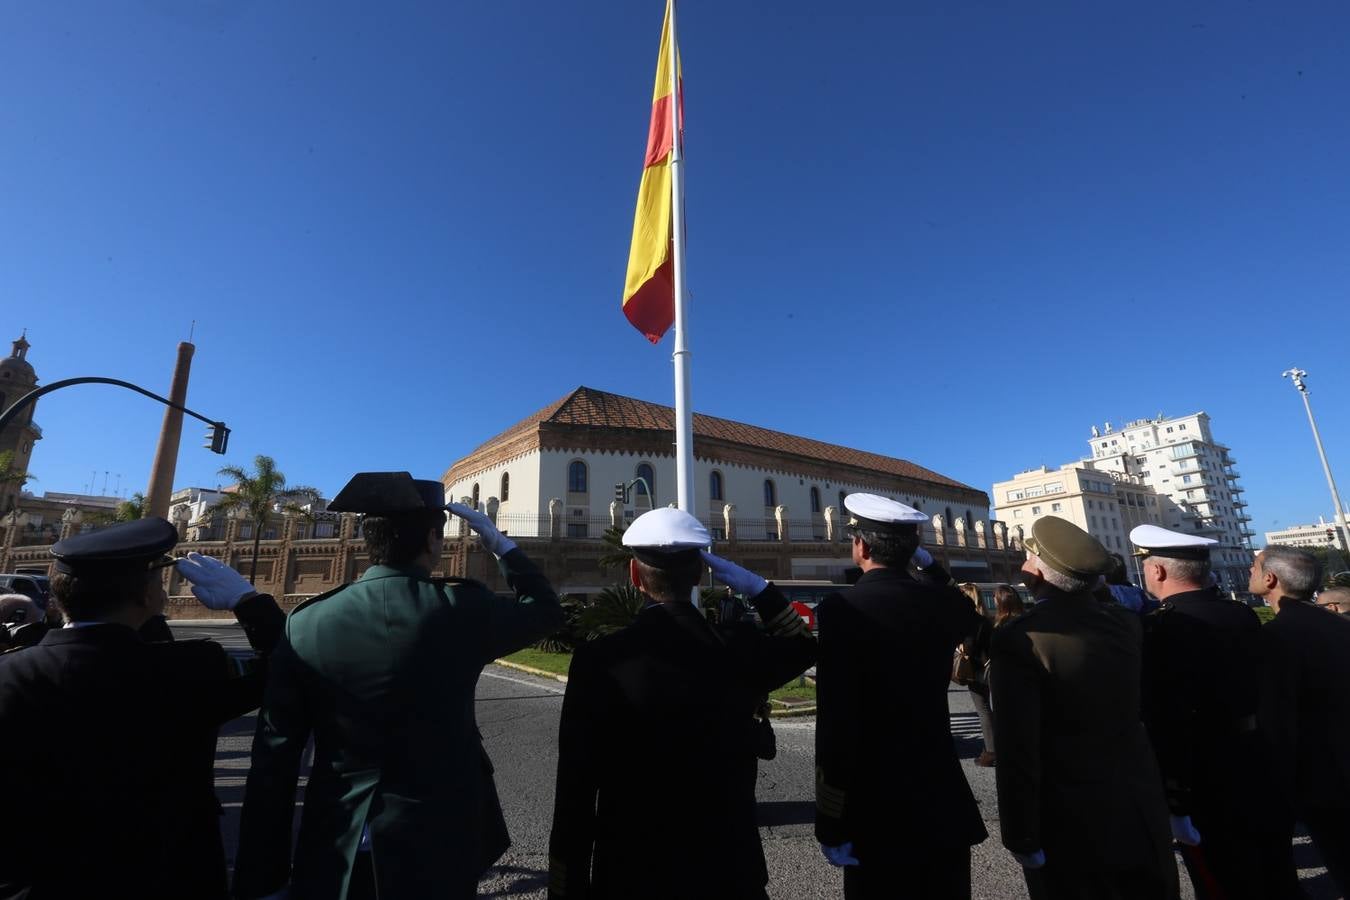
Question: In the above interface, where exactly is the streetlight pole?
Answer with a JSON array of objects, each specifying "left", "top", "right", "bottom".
[{"left": 1282, "top": 368, "right": 1349, "bottom": 549}]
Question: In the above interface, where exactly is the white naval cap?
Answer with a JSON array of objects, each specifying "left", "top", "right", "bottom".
[
  {"left": 1129, "top": 523, "right": 1218, "bottom": 560},
  {"left": 622, "top": 506, "right": 711, "bottom": 551},
  {"left": 843, "top": 493, "right": 928, "bottom": 531}
]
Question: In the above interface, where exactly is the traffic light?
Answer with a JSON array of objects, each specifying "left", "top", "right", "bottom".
[
  {"left": 204, "top": 422, "right": 231, "bottom": 455},
  {"left": 615, "top": 482, "right": 626, "bottom": 504}
]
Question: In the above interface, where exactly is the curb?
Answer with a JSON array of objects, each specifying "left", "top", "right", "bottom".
[
  {"left": 494, "top": 659, "right": 570, "bottom": 683},
  {"left": 769, "top": 705, "right": 817, "bottom": 719}
]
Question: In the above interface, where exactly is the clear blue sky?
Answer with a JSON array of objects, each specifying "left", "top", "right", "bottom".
[{"left": 3, "top": 1, "right": 1348, "bottom": 542}]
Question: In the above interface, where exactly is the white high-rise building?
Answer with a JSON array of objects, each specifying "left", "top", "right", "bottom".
[{"left": 1084, "top": 412, "right": 1254, "bottom": 588}]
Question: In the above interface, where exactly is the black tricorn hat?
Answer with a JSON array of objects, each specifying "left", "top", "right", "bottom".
[{"left": 328, "top": 472, "right": 446, "bottom": 515}]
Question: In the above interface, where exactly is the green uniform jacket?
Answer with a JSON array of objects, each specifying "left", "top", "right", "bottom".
[{"left": 232, "top": 549, "right": 563, "bottom": 900}]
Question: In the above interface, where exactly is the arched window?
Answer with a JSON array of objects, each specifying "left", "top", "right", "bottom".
[
  {"left": 710, "top": 470, "right": 724, "bottom": 502},
  {"left": 763, "top": 479, "right": 776, "bottom": 507},
  {"left": 945, "top": 507, "right": 953, "bottom": 526},
  {"left": 635, "top": 463, "right": 655, "bottom": 503},
  {"left": 472, "top": 483, "right": 480, "bottom": 509},
  {"left": 965, "top": 510, "right": 974, "bottom": 531},
  {"left": 838, "top": 490, "right": 847, "bottom": 513},
  {"left": 500, "top": 472, "right": 510, "bottom": 502},
  {"left": 567, "top": 460, "right": 588, "bottom": 494},
  {"left": 810, "top": 486, "right": 821, "bottom": 513}
]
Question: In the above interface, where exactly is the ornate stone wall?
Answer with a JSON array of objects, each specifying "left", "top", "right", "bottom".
[{"left": 2, "top": 511, "right": 1027, "bottom": 619}]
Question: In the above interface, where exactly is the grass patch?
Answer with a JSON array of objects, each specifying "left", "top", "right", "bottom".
[
  {"left": 502, "top": 648, "right": 573, "bottom": 677},
  {"left": 770, "top": 678, "right": 817, "bottom": 706}
]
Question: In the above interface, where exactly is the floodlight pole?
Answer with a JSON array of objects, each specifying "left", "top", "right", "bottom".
[{"left": 1282, "top": 368, "right": 1349, "bottom": 549}]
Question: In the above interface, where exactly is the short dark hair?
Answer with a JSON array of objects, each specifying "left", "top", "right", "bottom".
[
  {"left": 362, "top": 510, "right": 447, "bottom": 567},
  {"left": 1106, "top": 553, "right": 1130, "bottom": 585},
  {"left": 633, "top": 549, "right": 703, "bottom": 603},
  {"left": 994, "top": 583, "right": 1025, "bottom": 625},
  {"left": 51, "top": 569, "right": 152, "bottom": 621},
  {"left": 852, "top": 526, "right": 920, "bottom": 568}
]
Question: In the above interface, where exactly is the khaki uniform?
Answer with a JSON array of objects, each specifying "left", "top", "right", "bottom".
[{"left": 991, "top": 591, "right": 1178, "bottom": 900}]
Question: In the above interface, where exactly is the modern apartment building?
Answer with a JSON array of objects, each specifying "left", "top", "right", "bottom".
[{"left": 995, "top": 412, "right": 1255, "bottom": 589}]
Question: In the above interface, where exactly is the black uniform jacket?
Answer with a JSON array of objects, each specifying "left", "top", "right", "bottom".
[
  {"left": 991, "top": 590, "right": 1173, "bottom": 879},
  {"left": 814, "top": 564, "right": 988, "bottom": 860},
  {"left": 1141, "top": 590, "right": 1283, "bottom": 820},
  {"left": 0, "top": 594, "right": 283, "bottom": 900},
  {"left": 1261, "top": 599, "right": 1350, "bottom": 813},
  {"left": 548, "top": 585, "right": 816, "bottom": 900}
]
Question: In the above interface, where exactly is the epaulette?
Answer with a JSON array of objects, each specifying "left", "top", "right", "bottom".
[{"left": 291, "top": 583, "right": 350, "bottom": 616}]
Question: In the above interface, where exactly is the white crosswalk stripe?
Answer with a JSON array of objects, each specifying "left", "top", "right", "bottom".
[{"left": 949, "top": 711, "right": 984, "bottom": 740}]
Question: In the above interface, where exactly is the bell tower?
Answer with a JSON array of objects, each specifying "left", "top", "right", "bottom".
[{"left": 0, "top": 332, "right": 42, "bottom": 512}]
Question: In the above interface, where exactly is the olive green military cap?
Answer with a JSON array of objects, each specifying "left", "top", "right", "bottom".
[{"left": 1024, "top": 515, "right": 1112, "bottom": 579}]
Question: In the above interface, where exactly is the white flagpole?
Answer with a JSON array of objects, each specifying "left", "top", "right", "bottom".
[{"left": 668, "top": 0, "right": 695, "bottom": 517}]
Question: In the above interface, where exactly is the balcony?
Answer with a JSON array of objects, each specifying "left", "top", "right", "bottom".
[
  {"left": 1230, "top": 483, "right": 1245, "bottom": 493},
  {"left": 1236, "top": 513, "right": 1252, "bottom": 523},
  {"left": 1233, "top": 497, "right": 1248, "bottom": 507},
  {"left": 1225, "top": 469, "right": 1242, "bottom": 480},
  {"left": 1169, "top": 445, "right": 1201, "bottom": 461}
]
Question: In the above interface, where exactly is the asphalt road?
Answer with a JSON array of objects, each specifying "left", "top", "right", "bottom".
[{"left": 176, "top": 621, "right": 1338, "bottom": 900}]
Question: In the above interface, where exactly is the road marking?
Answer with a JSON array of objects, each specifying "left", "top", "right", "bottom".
[{"left": 482, "top": 669, "right": 566, "bottom": 696}]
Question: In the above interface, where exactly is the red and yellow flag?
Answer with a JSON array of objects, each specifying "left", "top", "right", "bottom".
[{"left": 622, "top": 0, "right": 683, "bottom": 344}]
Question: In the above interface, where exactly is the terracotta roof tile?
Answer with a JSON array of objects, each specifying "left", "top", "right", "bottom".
[{"left": 459, "top": 386, "right": 978, "bottom": 493}]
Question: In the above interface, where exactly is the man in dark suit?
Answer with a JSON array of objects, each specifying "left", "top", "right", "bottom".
[
  {"left": 991, "top": 515, "right": 1177, "bottom": 900},
  {"left": 233, "top": 472, "right": 563, "bottom": 900},
  {"left": 814, "top": 493, "right": 987, "bottom": 899},
  {"left": 1252, "top": 544, "right": 1350, "bottom": 895},
  {"left": 1132, "top": 524, "right": 1299, "bottom": 899},
  {"left": 0, "top": 517, "right": 284, "bottom": 900},
  {"left": 548, "top": 507, "right": 816, "bottom": 900}
]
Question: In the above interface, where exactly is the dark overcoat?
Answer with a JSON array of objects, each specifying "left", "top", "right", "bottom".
[
  {"left": 813, "top": 565, "right": 988, "bottom": 864},
  {"left": 0, "top": 594, "right": 283, "bottom": 900},
  {"left": 232, "top": 549, "right": 562, "bottom": 900},
  {"left": 547, "top": 584, "right": 816, "bottom": 900}
]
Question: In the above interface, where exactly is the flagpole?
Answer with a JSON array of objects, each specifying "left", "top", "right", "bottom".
[{"left": 668, "top": 0, "right": 694, "bottom": 516}]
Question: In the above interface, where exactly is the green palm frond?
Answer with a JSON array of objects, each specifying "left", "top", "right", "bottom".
[{"left": 577, "top": 583, "right": 645, "bottom": 639}]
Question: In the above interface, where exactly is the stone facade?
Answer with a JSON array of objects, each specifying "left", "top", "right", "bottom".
[
  {"left": 1, "top": 509, "right": 1029, "bottom": 619},
  {"left": 0, "top": 334, "right": 42, "bottom": 513}
]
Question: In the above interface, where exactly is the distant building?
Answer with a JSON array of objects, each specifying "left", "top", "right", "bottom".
[
  {"left": 1264, "top": 517, "right": 1348, "bottom": 553},
  {"left": 995, "top": 412, "right": 1256, "bottom": 590},
  {"left": 444, "top": 386, "right": 996, "bottom": 585},
  {"left": 174, "top": 485, "right": 338, "bottom": 542},
  {"left": 993, "top": 465, "right": 1164, "bottom": 580}
]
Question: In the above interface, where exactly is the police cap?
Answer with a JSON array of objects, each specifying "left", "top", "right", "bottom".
[
  {"left": 1025, "top": 515, "right": 1112, "bottom": 579},
  {"left": 50, "top": 517, "right": 179, "bottom": 576},
  {"left": 328, "top": 472, "right": 446, "bottom": 515},
  {"left": 1128, "top": 524, "right": 1217, "bottom": 562}
]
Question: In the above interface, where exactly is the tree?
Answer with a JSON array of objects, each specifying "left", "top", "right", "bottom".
[
  {"left": 115, "top": 492, "right": 145, "bottom": 522},
  {"left": 598, "top": 525, "right": 634, "bottom": 574},
  {"left": 215, "top": 455, "right": 320, "bottom": 584}
]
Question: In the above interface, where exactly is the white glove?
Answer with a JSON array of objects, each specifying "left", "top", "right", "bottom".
[
  {"left": 819, "top": 841, "right": 860, "bottom": 867},
  {"left": 701, "top": 551, "right": 768, "bottom": 598},
  {"left": 1170, "top": 815, "right": 1201, "bottom": 846},
  {"left": 912, "top": 546, "right": 934, "bottom": 569},
  {"left": 446, "top": 503, "right": 517, "bottom": 557},
  {"left": 1013, "top": 849, "right": 1046, "bottom": 869},
  {"left": 175, "top": 552, "right": 256, "bottom": 611}
]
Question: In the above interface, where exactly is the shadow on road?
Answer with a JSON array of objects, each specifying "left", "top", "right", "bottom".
[{"left": 756, "top": 800, "right": 815, "bottom": 827}]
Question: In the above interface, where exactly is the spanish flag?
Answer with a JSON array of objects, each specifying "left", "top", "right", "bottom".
[{"left": 622, "top": 0, "right": 683, "bottom": 344}]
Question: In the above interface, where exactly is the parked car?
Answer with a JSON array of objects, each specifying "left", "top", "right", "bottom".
[{"left": 0, "top": 573, "right": 51, "bottom": 611}]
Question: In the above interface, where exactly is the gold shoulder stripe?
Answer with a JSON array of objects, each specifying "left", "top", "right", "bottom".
[{"left": 815, "top": 765, "right": 847, "bottom": 819}]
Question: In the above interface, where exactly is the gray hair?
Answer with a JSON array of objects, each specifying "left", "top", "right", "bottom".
[
  {"left": 1029, "top": 553, "right": 1092, "bottom": 594},
  {"left": 1261, "top": 545, "right": 1322, "bottom": 599},
  {"left": 1150, "top": 555, "right": 1211, "bottom": 587}
]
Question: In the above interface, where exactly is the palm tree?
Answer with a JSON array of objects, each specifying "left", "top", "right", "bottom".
[
  {"left": 115, "top": 492, "right": 145, "bottom": 522},
  {"left": 215, "top": 455, "right": 320, "bottom": 584},
  {"left": 598, "top": 525, "right": 634, "bottom": 574}
]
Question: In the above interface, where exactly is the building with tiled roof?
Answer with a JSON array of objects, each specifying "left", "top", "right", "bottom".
[{"left": 443, "top": 387, "right": 991, "bottom": 579}]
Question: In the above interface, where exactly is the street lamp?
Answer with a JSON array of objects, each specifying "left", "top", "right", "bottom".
[{"left": 1282, "top": 367, "right": 1349, "bottom": 550}]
